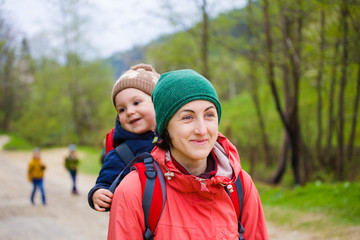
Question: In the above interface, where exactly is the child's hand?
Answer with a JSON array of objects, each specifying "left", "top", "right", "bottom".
[{"left": 93, "top": 189, "right": 113, "bottom": 212}]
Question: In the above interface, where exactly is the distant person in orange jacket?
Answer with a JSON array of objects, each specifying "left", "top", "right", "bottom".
[
  {"left": 108, "top": 69, "right": 269, "bottom": 239},
  {"left": 28, "top": 147, "right": 46, "bottom": 205}
]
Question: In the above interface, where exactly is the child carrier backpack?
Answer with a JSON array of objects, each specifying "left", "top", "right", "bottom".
[
  {"left": 104, "top": 127, "right": 136, "bottom": 165},
  {"left": 105, "top": 129, "right": 246, "bottom": 240},
  {"left": 105, "top": 127, "right": 116, "bottom": 155}
]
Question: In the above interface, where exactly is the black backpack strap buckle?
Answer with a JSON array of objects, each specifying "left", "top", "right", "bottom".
[{"left": 144, "top": 157, "right": 157, "bottom": 179}]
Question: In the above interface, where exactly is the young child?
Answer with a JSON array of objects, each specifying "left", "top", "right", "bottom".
[
  {"left": 88, "top": 63, "right": 160, "bottom": 212},
  {"left": 64, "top": 144, "right": 80, "bottom": 195},
  {"left": 28, "top": 147, "right": 46, "bottom": 205}
]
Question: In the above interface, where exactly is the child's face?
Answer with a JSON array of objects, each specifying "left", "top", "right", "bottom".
[
  {"left": 114, "top": 88, "right": 156, "bottom": 134},
  {"left": 33, "top": 152, "right": 40, "bottom": 159}
]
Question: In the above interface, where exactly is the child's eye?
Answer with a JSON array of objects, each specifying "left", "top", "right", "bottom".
[
  {"left": 118, "top": 107, "right": 125, "bottom": 113},
  {"left": 134, "top": 101, "right": 141, "bottom": 106}
]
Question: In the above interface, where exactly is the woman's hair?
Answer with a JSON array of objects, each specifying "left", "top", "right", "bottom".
[{"left": 155, "top": 129, "right": 172, "bottom": 151}]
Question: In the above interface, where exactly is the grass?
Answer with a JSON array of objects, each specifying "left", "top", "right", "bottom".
[
  {"left": 258, "top": 181, "right": 360, "bottom": 228},
  {"left": 77, "top": 146, "right": 103, "bottom": 175},
  {"left": 1, "top": 133, "right": 34, "bottom": 150}
]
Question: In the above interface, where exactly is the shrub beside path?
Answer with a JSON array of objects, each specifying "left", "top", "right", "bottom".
[{"left": 0, "top": 135, "right": 317, "bottom": 240}]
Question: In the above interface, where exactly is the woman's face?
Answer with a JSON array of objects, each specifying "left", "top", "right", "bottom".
[{"left": 167, "top": 100, "right": 218, "bottom": 164}]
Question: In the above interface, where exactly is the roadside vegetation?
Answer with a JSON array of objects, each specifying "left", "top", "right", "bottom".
[
  {"left": 2, "top": 132, "right": 34, "bottom": 150},
  {"left": 259, "top": 181, "right": 360, "bottom": 223},
  {"left": 259, "top": 180, "right": 360, "bottom": 238}
]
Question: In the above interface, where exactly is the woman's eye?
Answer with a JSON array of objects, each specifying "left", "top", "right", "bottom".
[
  {"left": 182, "top": 115, "right": 193, "bottom": 120},
  {"left": 205, "top": 112, "right": 216, "bottom": 118}
]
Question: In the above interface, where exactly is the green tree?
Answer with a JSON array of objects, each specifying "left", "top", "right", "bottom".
[{"left": 0, "top": 10, "right": 23, "bottom": 131}]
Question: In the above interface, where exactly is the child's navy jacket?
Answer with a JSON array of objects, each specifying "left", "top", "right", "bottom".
[{"left": 88, "top": 118, "right": 155, "bottom": 209}]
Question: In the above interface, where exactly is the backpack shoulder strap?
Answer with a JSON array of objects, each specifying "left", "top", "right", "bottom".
[
  {"left": 107, "top": 151, "right": 143, "bottom": 194},
  {"left": 115, "top": 142, "right": 134, "bottom": 165},
  {"left": 229, "top": 171, "right": 245, "bottom": 240},
  {"left": 133, "top": 156, "right": 166, "bottom": 240}
]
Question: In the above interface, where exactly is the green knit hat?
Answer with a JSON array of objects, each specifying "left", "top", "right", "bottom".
[{"left": 152, "top": 69, "right": 222, "bottom": 136}]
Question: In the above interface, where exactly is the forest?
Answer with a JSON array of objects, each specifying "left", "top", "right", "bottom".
[{"left": 1, "top": 0, "right": 359, "bottom": 186}]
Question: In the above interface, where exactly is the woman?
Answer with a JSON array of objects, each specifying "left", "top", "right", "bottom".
[{"left": 108, "top": 69, "right": 269, "bottom": 240}]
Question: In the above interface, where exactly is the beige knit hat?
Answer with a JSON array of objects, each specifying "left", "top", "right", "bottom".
[{"left": 111, "top": 63, "right": 160, "bottom": 106}]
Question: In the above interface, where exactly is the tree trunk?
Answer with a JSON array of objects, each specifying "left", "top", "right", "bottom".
[
  {"left": 348, "top": 62, "right": 360, "bottom": 180},
  {"left": 270, "top": 35, "right": 292, "bottom": 184},
  {"left": 268, "top": 0, "right": 303, "bottom": 185},
  {"left": 316, "top": 9, "right": 326, "bottom": 165},
  {"left": 1, "top": 48, "right": 16, "bottom": 131},
  {"left": 336, "top": 4, "right": 349, "bottom": 181},
  {"left": 201, "top": 0, "right": 209, "bottom": 79},
  {"left": 348, "top": 8, "right": 360, "bottom": 180},
  {"left": 269, "top": 132, "right": 289, "bottom": 183},
  {"left": 325, "top": 39, "right": 340, "bottom": 166},
  {"left": 247, "top": 0, "right": 271, "bottom": 167},
  {"left": 262, "top": 0, "right": 287, "bottom": 130},
  {"left": 263, "top": 0, "right": 297, "bottom": 184},
  {"left": 288, "top": 0, "right": 303, "bottom": 184}
]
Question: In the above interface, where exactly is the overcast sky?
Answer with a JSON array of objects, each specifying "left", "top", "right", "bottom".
[{"left": 2, "top": 0, "right": 246, "bottom": 59}]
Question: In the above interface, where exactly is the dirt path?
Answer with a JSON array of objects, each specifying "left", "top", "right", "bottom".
[
  {"left": 0, "top": 136, "right": 108, "bottom": 240},
  {"left": 0, "top": 135, "right": 321, "bottom": 240}
]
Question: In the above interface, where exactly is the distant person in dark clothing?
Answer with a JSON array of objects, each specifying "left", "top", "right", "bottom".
[
  {"left": 65, "top": 144, "right": 80, "bottom": 195},
  {"left": 100, "top": 139, "right": 106, "bottom": 165}
]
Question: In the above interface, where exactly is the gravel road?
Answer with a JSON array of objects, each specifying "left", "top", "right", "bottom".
[{"left": 0, "top": 136, "right": 108, "bottom": 240}]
